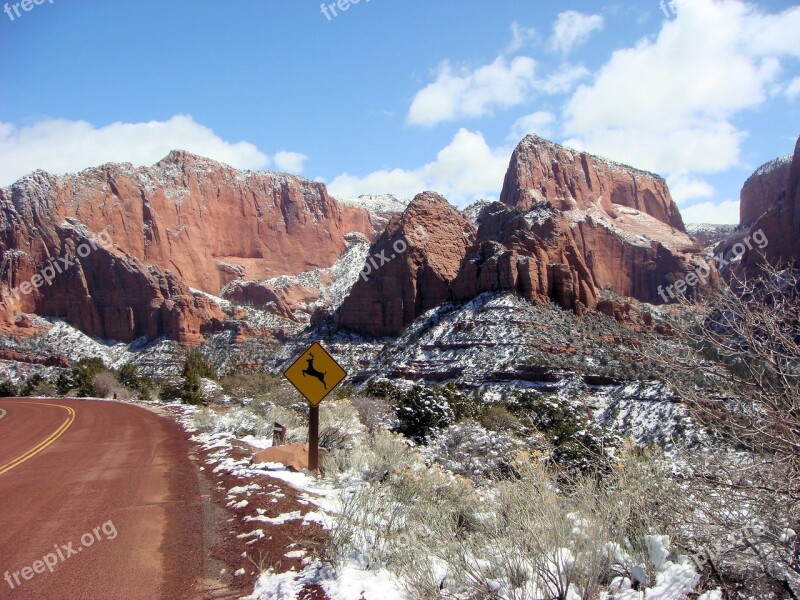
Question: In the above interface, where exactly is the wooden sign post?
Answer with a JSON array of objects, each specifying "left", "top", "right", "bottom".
[
  {"left": 282, "top": 342, "right": 347, "bottom": 473},
  {"left": 308, "top": 404, "right": 320, "bottom": 472}
]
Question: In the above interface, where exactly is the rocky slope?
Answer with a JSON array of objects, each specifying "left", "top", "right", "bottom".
[
  {"left": 0, "top": 152, "right": 376, "bottom": 343},
  {"left": 686, "top": 223, "right": 738, "bottom": 251},
  {"left": 336, "top": 137, "right": 711, "bottom": 337}
]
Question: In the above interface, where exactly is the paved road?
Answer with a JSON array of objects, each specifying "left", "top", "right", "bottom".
[{"left": 0, "top": 399, "right": 208, "bottom": 600}]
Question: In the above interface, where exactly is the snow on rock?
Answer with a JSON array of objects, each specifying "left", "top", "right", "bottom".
[{"left": 336, "top": 194, "right": 410, "bottom": 214}]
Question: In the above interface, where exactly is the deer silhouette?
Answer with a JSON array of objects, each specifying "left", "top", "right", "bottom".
[{"left": 302, "top": 353, "right": 327, "bottom": 389}]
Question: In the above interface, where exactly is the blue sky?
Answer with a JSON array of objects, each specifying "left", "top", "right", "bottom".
[{"left": 1, "top": 0, "right": 799, "bottom": 223}]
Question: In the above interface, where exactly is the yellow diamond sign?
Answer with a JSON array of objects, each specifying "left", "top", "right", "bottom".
[{"left": 283, "top": 342, "right": 347, "bottom": 406}]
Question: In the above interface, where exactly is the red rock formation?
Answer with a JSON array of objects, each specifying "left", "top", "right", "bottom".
[
  {"left": 336, "top": 138, "right": 712, "bottom": 337},
  {"left": 500, "top": 135, "right": 685, "bottom": 231},
  {"left": 734, "top": 137, "right": 800, "bottom": 273},
  {"left": 451, "top": 203, "right": 598, "bottom": 311},
  {"left": 0, "top": 348, "right": 69, "bottom": 368},
  {"left": 335, "top": 192, "right": 476, "bottom": 337},
  {"left": 740, "top": 155, "right": 793, "bottom": 227},
  {"left": 0, "top": 224, "right": 225, "bottom": 345},
  {"left": 2, "top": 151, "right": 375, "bottom": 291},
  {"left": 0, "top": 152, "right": 376, "bottom": 343},
  {"left": 500, "top": 136, "right": 707, "bottom": 303}
]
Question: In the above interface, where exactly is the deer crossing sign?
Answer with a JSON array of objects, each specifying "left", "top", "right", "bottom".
[{"left": 283, "top": 342, "right": 348, "bottom": 406}]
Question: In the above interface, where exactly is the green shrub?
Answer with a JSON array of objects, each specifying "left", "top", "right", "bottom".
[
  {"left": 182, "top": 350, "right": 217, "bottom": 381},
  {"left": 0, "top": 379, "right": 17, "bottom": 397},
  {"left": 116, "top": 363, "right": 155, "bottom": 401},
  {"left": 438, "top": 383, "right": 481, "bottom": 421},
  {"left": 508, "top": 389, "right": 619, "bottom": 473},
  {"left": 158, "top": 380, "right": 183, "bottom": 403},
  {"left": 365, "top": 379, "right": 398, "bottom": 400},
  {"left": 180, "top": 370, "right": 203, "bottom": 405},
  {"left": 18, "top": 374, "right": 44, "bottom": 397},
  {"left": 56, "top": 358, "right": 106, "bottom": 397},
  {"left": 395, "top": 385, "right": 455, "bottom": 441},
  {"left": 177, "top": 350, "right": 216, "bottom": 405}
]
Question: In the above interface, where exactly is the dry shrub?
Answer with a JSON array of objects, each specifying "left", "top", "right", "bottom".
[
  {"left": 327, "top": 445, "right": 685, "bottom": 599},
  {"left": 92, "top": 371, "right": 133, "bottom": 400},
  {"left": 326, "top": 443, "right": 476, "bottom": 598},
  {"left": 641, "top": 265, "right": 800, "bottom": 595},
  {"left": 479, "top": 403, "right": 523, "bottom": 433},
  {"left": 192, "top": 403, "right": 305, "bottom": 442},
  {"left": 318, "top": 399, "right": 365, "bottom": 452},
  {"left": 326, "top": 429, "right": 415, "bottom": 482},
  {"left": 351, "top": 395, "right": 396, "bottom": 432}
]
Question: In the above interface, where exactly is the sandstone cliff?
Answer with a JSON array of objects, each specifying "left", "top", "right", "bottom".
[
  {"left": 740, "top": 155, "right": 793, "bottom": 227},
  {"left": 733, "top": 136, "right": 800, "bottom": 273},
  {"left": 335, "top": 192, "right": 476, "bottom": 337},
  {"left": 500, "top": 135, "right": 685, "bottom": 231},
  {"left": 0, "top": 152, "right": 375, "bottom": 343}
]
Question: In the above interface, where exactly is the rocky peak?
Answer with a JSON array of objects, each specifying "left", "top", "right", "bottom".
[
  {"left": 335, "top": 192, "right": 476, "bottom": 337},
  {"left": 335, "top": 138, "right": 711, "bottom": 338},
  {"left": 500, "top": 135, "right": 685, "bottom": 232},
  {"left": 740, "top": 154, "right": 793, "bottom": 227},
  {"left": 734, "top": 136, "right": 800, "bottom": 273}
]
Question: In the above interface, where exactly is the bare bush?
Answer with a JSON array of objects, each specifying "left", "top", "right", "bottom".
[
  {"left": 220, "top": 369, "right": 300, "bottom": 410},
  {"left": 92, "top": 371, "right": 133, "bottom": 400},
  {"left": 327, "top": 450, "right": 477, "bottom": 598},
  {"left": 192, "top": 403, "right": 305, "bottom": 442},
  {"left": 350, "top": 395, "right": 397, "bottom": 432},
  {"left": 480, "top": 403, "right": 523, "bottom": 433},
  {"left": 318, "top": 400, "right": 365, "bottom": 452},
  {"left": 326, "top": 429, "right": 416, "bottom": 483},
  {"left": 28, "top": 378, "right": 58, "bottom": 398},
  {"left": 642, "top": 264, "right": 800, "bottom": 595},
  {"left": 424, "top": 420, "right": 523, "bottom": 481}
]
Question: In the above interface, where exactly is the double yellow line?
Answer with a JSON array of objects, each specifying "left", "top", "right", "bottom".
[{"left": 0, "top": 402, "right": 76, "bottom": 476}]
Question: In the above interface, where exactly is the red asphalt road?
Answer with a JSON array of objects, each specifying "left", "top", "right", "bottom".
[{"left": 0, "top": 399, "right": 206, "bottom": 600}]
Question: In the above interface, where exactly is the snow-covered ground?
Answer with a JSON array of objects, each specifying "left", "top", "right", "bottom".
[
  {"left": 176, "top": 404, "right": 409, "bottom": 599},
  {"left": 176, "top": 400, "right": 720, "bottom": 600}
]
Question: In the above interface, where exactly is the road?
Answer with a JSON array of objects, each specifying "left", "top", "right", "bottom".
[{"left": 0, "top": 398, "right": 212, "bottom": 600}]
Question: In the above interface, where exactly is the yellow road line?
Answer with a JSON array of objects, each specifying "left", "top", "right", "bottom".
[{"left": 0, "top": 402, "right": 76, "bottom": 476}]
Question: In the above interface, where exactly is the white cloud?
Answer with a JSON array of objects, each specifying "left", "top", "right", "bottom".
[
  {"left": 273, "top": 151, "right": 309, "bottom": 174},
  {"left": 407, "top": 56, "right": 588, "bottom": 128},
  {"left": 681, "top": 199, "right": 740, "bottom": 224},
  {"left": 0, "top": 115, "right": 274, "bottom": 186},
  {"left": 328, "top": 129, "right": 510, "bottom": 206},
  {"left": 550, "top": 11, "right": 605, "bottom": 54},
  {"left": 509, "top": 111, "right": 556, "bottom": 142},
  {"left": 563, "top": 0, "right": 800, "bottom": 177},
  {"left": 407, "top": 57, "right": 539, "bottom": 127},
  {"left": 786, "top": 76, "right": 800, "bottom": 101},
  {"left": 506, "top": 22, "right": 537, "bottom": 54},
  {"left": 668, "top": 173, "right": 716, "bottom": 205},
  {"left": 539, "top": 65, "right": 591, "bottom": 94}
]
